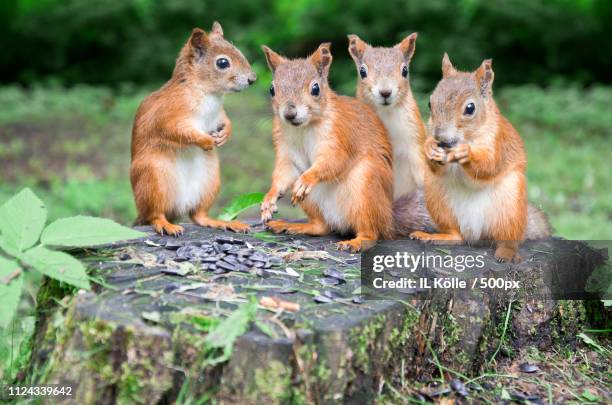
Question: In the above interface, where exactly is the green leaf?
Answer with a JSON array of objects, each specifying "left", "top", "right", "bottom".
[
  {"left": 40, "top": 216, "right": 145, "bottom": 247},
  {"left": 203, "top": 297, "right": 258, "bottom": 365},
  {"left": 580, "top": 390, "right": 600, "bottom": 402},
  {"left": 500, "top": 388, "right": 512, "bottom": 400},
  {"left": 0, "top": 188, "right": 46, "bottom": 252},
  {"left": 254, "top": 320, "right": 275, "bottom": 338},
  {"left": 189, "top": 315, "right": 221, "bottom": 332},
  {"left": 0, "top": 256, "right": 23, "bottom": 329},
  {"left": 577, "top": 332, "right": 608, "bottom": 355},
  {"left": 23, "top": 246, "right": 91, "bottom": 290},
  {"left": 218, "top": 192, "right": 264, "bottom": 221}
]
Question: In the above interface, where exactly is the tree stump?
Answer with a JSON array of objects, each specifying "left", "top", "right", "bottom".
[{"left": 24, "top": 224, "right": 608, "bottom": 404}]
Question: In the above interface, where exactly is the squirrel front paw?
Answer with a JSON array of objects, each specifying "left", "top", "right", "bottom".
[
  {"left": 291, "top": 173, "right": 318, "bottom": 205},
  {"left": 425, "top": 137, "right": 447, "bottom": 164},
  {"left": 211, "top": 123, "right": 231, "bottom": 147},
  {"left": 260, "top": 193, "right": 279, "bottom": 223},
  {"left": 198, "top": 136, "right": 215, "bottom": 151},
  {"left": 447, "top": 143, "right": 471, "bottom": 164}
]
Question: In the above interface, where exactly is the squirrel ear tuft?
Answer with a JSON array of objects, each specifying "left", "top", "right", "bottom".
[
  {"left": 397, "top": 32, "right": 417, "bottom": 61},
  {"left": 211, "top": 21, "right": 224, "bottom": 37},
  {"left": 310, "top": 43, "right": 333, "bottom": 77},
  {"left": 347, "top": 34, "right": 367, "bottom": 62},
  {"left": 441, "top": 53, "right": 457, "bottom": 78},
  {"left": 262, "top": 45, "right": 285, "bottom": 73},
  {"left": 190, "top": 28, "right": 209, "bottom": 57},
  {"left": 474, "top": 59, "right": 494, "bottom": 97}
]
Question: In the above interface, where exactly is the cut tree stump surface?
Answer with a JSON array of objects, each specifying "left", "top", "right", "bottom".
[{"left": 26, "top": 223, "right": 607, "bottom": 405}]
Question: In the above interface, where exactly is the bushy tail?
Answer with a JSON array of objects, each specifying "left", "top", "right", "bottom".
[
  {"left": 392, "top": 190, "right": 437, "bottom": 237},
  {"left": 392, "top": 190, "right": 552, "bottom": 240},
  {"left": 526, "top": 204, "right": 552, "bottom": 239}
]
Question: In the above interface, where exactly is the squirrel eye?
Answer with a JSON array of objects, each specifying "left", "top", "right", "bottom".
[
  {"left": 216, "top": 57, "right": 230, "bottom": 69},
  {"left": 428, "top": 100, "right": 431, "bottom": 110},
  {"left": 464, "top": 102, "right": 476, "bottom": 116},
  {"left": 401, "top": 65, "right": 408, "bottom": 78},
  {"left": 269, "top": 85, "right": 275, "bottom": 97},
  {"left": 359, "top": 65, "right": 367, "bottom": 79},
  {"left": 311, "top": 82, "right": 320, "bottom": 96}
]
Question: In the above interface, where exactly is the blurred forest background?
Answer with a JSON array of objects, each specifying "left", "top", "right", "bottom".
[{"left": 0, "top": 0, "right": 610, "bottom": 240}]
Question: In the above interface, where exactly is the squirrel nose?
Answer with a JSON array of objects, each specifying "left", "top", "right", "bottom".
[
  {"left": 379, "top": 89, "right": 392, "bottom": 99},
  {"left": 284, "top": 105, "right": 297, "bottom": 121},
  {"left": 284, "top": 110, "right": 297, "bottom": 121},
  {"left": 247, "top": 72, "right": 257, "bottom": 85}
]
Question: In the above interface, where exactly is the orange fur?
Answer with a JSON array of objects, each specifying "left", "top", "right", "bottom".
[
  {"left": 130, "top": 23, "right": 255, "bottom": 236},
  {"left": 413, "top": 55, "right": 536, "bottom": 263},
  {"left": 260, "top": 44, "right": 394, "bottom": 252},
  {"left": 348, "top": 34, "right": 427, "bottom": 199}
]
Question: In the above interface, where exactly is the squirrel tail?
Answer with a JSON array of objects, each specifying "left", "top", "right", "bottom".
[
  {"left": 526, "top": 204, "right": 552, "bottom": 239},
  {"left": 392, "top": 190, "right": 437, "bottom": 237},
  {"left": 392, "top": 190, "right": 551, "bottom": 240}
]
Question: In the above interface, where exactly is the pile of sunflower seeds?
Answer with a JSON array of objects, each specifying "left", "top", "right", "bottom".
[{"left": 151, "top": 236, "right": 283, "bottom": 275}]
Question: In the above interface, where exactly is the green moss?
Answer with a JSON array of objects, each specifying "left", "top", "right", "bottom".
[
  {"left": 248, "top": 360, "right": 292, "bottom": 403},
  {"left": 551, "top": 301, "right": 586, "bottom": 344},
  {"left": 443, "top": 313, "right": 461, "bottom": 348},
  {"left": 350, "top": 314, "right": 387, "bottom": 372}
]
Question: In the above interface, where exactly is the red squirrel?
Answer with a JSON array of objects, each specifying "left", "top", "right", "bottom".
[
  {"left": 410, "top": 54, "right": 550, "bottom": 262},
  {"left": 259, "top": 43, "right": 395, "bottom": 252},
  {"left": 130, "top": 22, "right": 256, "bottom": 236},
  {"left": 348, "top": 33, "right": 427, "bottom": 200}
]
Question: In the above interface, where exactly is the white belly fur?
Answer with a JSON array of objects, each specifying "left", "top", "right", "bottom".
[
  {"left": 444, "top": 166, "right": 519, "bottom": 240},
  {"left": 377, "top": 106, "right": 423, "bottom": 199},
  {"left": 173, "top": 94, "right": 223, "bottom": 214},
  {"left": 283, "top": 122, "right": 351, "bottom": 234},
  {"left": 307, "top": 182, "right": 350, "bottom": 233},
  {"left": 173, "top": 147, "right": 218, "bottom": 215}
]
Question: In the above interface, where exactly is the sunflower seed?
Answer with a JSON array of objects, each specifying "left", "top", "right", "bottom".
[
  {"left": 323, "top": 268, "right": 346, "bottom": 282},
  {"left": 164, "top": 241, "right": 183, "bottom": 250},
  {"left": 320, "top": 277, "right": 340, "bottom": 286},
  {"left": 285, "top": 267, "right": 300, "bottom": 277},
  {"left": 216, "top": 261, "right": 235, "bottom": 272},
  {"left": 352, "top": 296, "right": 364, "bottom": 304},
  {"left": 519, "top": 363, "right": 539, "bottom": 373},
  {"left": 313, "top": 295, "right": 334, "bottom": 304}
]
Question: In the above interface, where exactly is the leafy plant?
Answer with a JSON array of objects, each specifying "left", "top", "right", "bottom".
[
  {"left": 217, "top": 192, "right": 264, "bottom": 221},
  {"left": 0, "top": 188, "right": 145, "bottom": 328},
  {"left": 202, "top": 296, "right": 258, "bottom": 366}
]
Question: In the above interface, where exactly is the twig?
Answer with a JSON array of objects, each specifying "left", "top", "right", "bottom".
[{"left": 1, "top": 268, "right": 22, "bottom": 285}]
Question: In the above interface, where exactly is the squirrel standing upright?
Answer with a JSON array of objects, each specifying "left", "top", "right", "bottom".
[
  {"left": 259, "top": 43, "right": 395, "bottom": 252},
  {"left": 348, "top": 33, "right": 427, "bottom": 200},
  {"left": 130, "top": 22, "right": 256, "bottom": 236},
  {"left": 410, "top": 54, "right": 550, "bottom": 262}
]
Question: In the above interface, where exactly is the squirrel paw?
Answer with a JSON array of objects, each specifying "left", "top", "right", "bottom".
[
  {"left": 494, "top": 246, "right": 522, "bottom": 263},
  {"left": 425, "top": 137, "right": 447, "bottom": 163},
  {"left": 337, "top": 239, "right": 364, "bottom": 253},
  {"left": 409, "top": 231, "right": 434, "bottom": 242},
  {"left": 291, "top": 174, "right": 317, "bottom": 205},
  {"left": 198, "top": 137, "right": 215, "bottom": 151},
  {"left": 153, "top": 222, "right": 184, "bottom": 237},
  {"left": 260, "top": 197, "right": 278, "bottom": 223},
  {"left": 447, "top": 144, "right": 471, "bottom": 164},
  {"left": 212, "top": 125, "right": 231, "bottom": 147},
  {"left": 266, "top": 220, "right": 291, "bottom": 234},
  {"left": 226, "top": 220, "right": 250, "bottom": 233}
]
